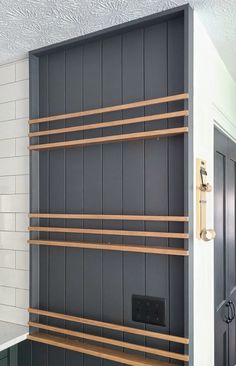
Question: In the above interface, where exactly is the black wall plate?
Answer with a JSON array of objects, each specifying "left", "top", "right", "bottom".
[{"left": 132, "top": 295, "right": 166, "bottom": 327}]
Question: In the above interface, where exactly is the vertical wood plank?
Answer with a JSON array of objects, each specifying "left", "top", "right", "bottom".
[
  {"left": 122, "top": 28, "right": 145, "bottom": 355},
  {"left": 83, "top": 40, "right": 102, "bottom": 366},
  {"left": 168, "top": 16, "right": 185, "bottom": 363},
  {"left": 48, "top": 50, "right": 66, "bottom": 366},
  {"left": 144, "top": 22, "right": 170, "bottom": 359},
  {"left": 65, "top": 47, "right": 84, "bottom": 366},
  {"left": 102, "top": 34, "right": 123, "bottom": 366}
]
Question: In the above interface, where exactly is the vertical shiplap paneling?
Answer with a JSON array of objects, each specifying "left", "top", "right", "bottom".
[
  {"left": 48, "top": 50, "right": 66, "bottom": 366},
  {"left": 144, "top": 22, "right": 170, "bottom": 358},
  {"left": 168, "top": 16, "right": 185, "bottom": 363},
  {"left": 122, "top": 28, "right": 145, "bottom": 353},
  {"left": 83, "top": 40, "right": 102, "bottom": 366},
  {"left": 102, "top": 35, "right": 123, "bottom": 366},
  {"left": 65, "top": 46, "right": 84, "bottom": 366},
  {"left": 30, "top": 13, "right": 186, "bottom": 366}
]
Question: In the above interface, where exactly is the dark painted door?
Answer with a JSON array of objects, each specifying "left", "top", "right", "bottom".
[{"left": 215, "top": 128, "right": 236, "bottom": 366}]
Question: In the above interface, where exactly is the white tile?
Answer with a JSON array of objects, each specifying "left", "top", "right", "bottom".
[
  {"left": 0, "top": 80, "right": 28, "bottom": 103},
  {"left": 0, "top": 194, "right": 28, "bottom": 213},
  {"left": 0, "top": 156, "right": 28, "bottom": 176},
  {"left": 0, "top": 268, "right": 29, "bottom": 289},
  {"left": 0, "top": 139, "right": 15, "bottom": 158},
  {"left": 0, "top": 213, "right": 15, "bottom": 231},
  {"left": 15, "top": 175, "right": 28, "bottom": 194},
  {"left": 16, "top": 251, "right": 29, "bottom": 271},
  {"left": 0, "top": 64, "right": 15, "bottom": 86},
  {"left": 0, "top": 286, "right": 15, "bottom": 306},
  {"left": 16, "top": 99, "right": 29, "bottom": 119},
  {"left": 15, "top": 137, "right": 28, "bottom": 156},
  {"left": 0, "top": 176, "right": 15, "bottom": 194},
  {"left": 0, "top": 305, "right": 28, "bottom": 325},
  {"left": 15, "top": 213, "right": 28, "bottom": 231},
  {"left": 0, "top": 102, "right": 15, "bottom": 122},
  {"left": 0, "top": 249, "right": 15, "bottom": 268},
  {"left": 0, "top": 232, "right": 28, "bottom": 251},
  {"left": 16, "top": 60, "right": 29, "bottom": 81},
  {"left": 0, "top": 118, "right": 28, "bottom": 140},
  {"left": 15, "top": 289, "right": 28, "bottom": 309}
]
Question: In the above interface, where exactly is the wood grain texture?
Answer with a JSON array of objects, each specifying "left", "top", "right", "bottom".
[
  {"left": 27, "top": 333, "right": 182, "bottom": 366},
  {"left": 29, "top": 93, "right": 189, "bottom": 124},
  {"left": 28, "top": 127, "right": 188, "bottom": 151},
  {"left": 28, "top": 226, "right": 189, "bottom": 239},
  {"left": 28, "top": 307, "right": 189, "bottom": 344},
  {"left": 29, "top": 110, "right": 188, "bottom": 138},
  {"left": 28, "top": 322, "right": 189, "bottom": 361},
  {"left": 28, "top": 239, "right": 189, "bottom": 256},
  {"left": 29, "top": 213, "right": 189, "bottom": 222}
]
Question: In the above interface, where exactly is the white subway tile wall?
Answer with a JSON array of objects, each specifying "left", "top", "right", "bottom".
[{"left": 0, "top": 59, "right": 29, "bottom": 326}]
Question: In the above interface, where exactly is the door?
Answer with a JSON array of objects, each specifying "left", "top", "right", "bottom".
[{"left": 215, "top": 128, "right": 236, "bottom": 366}]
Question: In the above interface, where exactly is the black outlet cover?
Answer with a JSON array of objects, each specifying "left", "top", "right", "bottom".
[{"left": 132, "top": 295, "right": 166, "bottom": 327}]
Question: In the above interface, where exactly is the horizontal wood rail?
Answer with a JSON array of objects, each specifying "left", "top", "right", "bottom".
[
  {"left": 29, "top": 213, "right": 189, "bottom": 222},
  {"left": 29, "top": 110, "right": 188, "bottom": 138},
  {"left": 29, "top": 93, "right": 189, "bottom": 125},
  {"left": 28, "top": 226, "right": 189, "bottom": 239},
  {"left": 28, "top": 308, "right": 189, "bottom": 344},
  {"left": 29, "top": 322, "right": 188, "bottom": 362},
  {"left": 29, "top": 127, "right": 188, "bottom": 151},
  {"left": 28, "top": 333, "right": 179, "bottom": 366},
  {"left": 28, "top": 239, "right": 189, "bottom": 256}
]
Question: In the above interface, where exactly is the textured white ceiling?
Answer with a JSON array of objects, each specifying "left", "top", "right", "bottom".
[{"left": 0, "top": 0, "right": 235, "bottom": 80}]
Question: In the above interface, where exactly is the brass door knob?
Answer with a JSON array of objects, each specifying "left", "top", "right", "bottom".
[{"left": 200, "top": 229, "right": 216, "bottom": 241}]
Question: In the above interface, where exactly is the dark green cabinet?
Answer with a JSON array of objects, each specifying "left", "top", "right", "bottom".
[{"left": 0, "top": 345, "right": 18, "bottom": 366}]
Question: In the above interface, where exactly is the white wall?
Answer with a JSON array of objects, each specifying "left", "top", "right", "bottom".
[
  {"left": 0, "top": 59, "right": 29, "bottom": 326},
  {"left": 193, "top": 13, "right": 236, "bottom": 366}
]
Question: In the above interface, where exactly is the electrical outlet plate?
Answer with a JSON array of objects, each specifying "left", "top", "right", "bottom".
[{"left": 132, "top": 295, "right": 166, "bottom": 327}]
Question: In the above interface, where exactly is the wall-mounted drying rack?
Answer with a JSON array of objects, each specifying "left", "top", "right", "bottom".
[
  {"left": 28, "top": 308, "right": 189, "bottom": 365},
  {"left": 29, "top": 213, "right": 189, "bottom": 256},
  {"left": 28, "top": 92, "right": 189, "bottom": 151}
]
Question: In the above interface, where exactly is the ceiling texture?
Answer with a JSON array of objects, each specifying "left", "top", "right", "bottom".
[{"left": 0, "top": 0, "right": 235, "bottom": 80}]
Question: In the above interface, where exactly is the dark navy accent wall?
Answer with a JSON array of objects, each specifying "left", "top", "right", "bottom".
[{"left": 24, "top": 6, "right": 193, "bottom": 366}]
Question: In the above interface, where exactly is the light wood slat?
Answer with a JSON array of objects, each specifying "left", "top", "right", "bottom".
[
  {"left": 28, "top": 333, "right": 179, "bottom": 366},
  {"left": 29, "top": 213, "right": 189, "bottom": 222},
  {"left": 29, "top": 93, "right": 189, "bottom": 125},
  {"left": 28, "top": 308, "right": 189, "bottom": 344},
  {"left": 28, "top": 226, "right": 189, "bottom": 239},
  {"left": 29, "top": 110, "right": 188, "bottom": 138},
  {"left": 28, "top": 322, "right": 188, "bottom": 362},
  {"left": 28, "top": 239, "right": 189, "bottom": 256},
  {"left": 29, "top": 127, "right": 188, "bottom": 151}
]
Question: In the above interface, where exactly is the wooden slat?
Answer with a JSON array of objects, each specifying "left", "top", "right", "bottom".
[
  {"left": 28, "top": 239, "right": 189, "bottom": 256},
  {"left": 28, "top": 226, "right": 189, "bottom": 239},
  {"left": 28, "top": 333, "right": 178, "bottom": 366},
  {"left": 29, "top": 110, "right": 188, "bottom": 138},
  {"left": 29, "top": 93, "right": 189, "bottom": 125},
  {"left": 28, "top": 322, "right": 188, "bottom": 362},
  {"left": 28, "top": 213, "right": 189, "bottom": 222},
  {"left": 28, "top": 127, "right": 188, "bottom": 151},
  {"left": 28, "top": 308, "right": 189, "bottom": 344}
]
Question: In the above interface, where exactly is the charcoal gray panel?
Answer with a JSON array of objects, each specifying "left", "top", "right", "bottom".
[
  {"left": 168, "top": 16, "right": 185, "bottom": 362},
  {"left": 64, "top": 46, "right": 84, "bottom": 366},
  {"left": 83, "top": 40, "right": 103, "bottom": 366},
  {"left": 48, "top": 50, "right": 66, "bottom": 366},
  {"left": 122, "top": 28, "right": 145, "bottom": 354},
  {"left": 102, "top": 35, "right": 123, "bottom": 366},
  {"left": 144, "top": 22, "right": 169, "bottom": 357}
]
